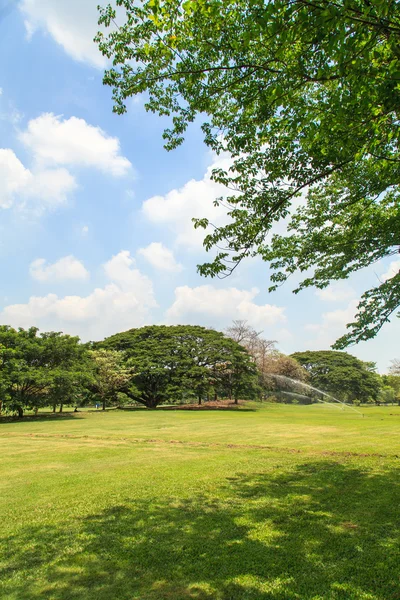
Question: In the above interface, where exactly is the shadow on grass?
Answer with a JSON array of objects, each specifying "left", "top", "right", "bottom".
[
  {"left": 119, "top": 405, "right": 257, "bottom": 412},
  {"left": 1, "top": 461, "right": 399, "bottom": 599},
  {"left": 0, "top": 413, "right": 79, "bottom": 424}
]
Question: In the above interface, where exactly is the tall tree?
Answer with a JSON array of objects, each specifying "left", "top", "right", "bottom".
[
  {"left": 225, "top": 320, "right": 276, "bottom": 363},
  {"left": 97, "top": 0, "right": 400, "bottom": 347},
  {"left": 291, "top": 350, "right": 381, "bottom": 403},
  {"left": 389, "top": 359, "right": 400, "bottom": 376}
]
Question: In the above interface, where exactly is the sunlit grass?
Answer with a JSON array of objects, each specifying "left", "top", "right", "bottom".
[{"left": 1, "top": 404, "right": 399, "bottom": 599}]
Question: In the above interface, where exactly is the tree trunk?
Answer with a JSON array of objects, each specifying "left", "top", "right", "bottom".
[
  {"left": 102, "top": 399, "right": 106, "bottom": 411},
  {"left": 53, "top": 403, "right": 57, "bottom": 413},
  {"left": 198, "top": 395, "right": 202, "bottom": 405},
  {"left": 59, "top": 403, "right": 63, "bottom": 413},
  {"left": 34, "top": 407, "right": 39, "bottom": 416},
  {"left": 17, "top": 406, "right": 24, "bottom": 419},
  {"left": 214, "top": 392, "right": 218, "bottom": 401},
  {"left": 146, "top": 398, "right": 158, "bottom": 409},
  {"left": 234, "top": 397, "right": 239, "bottom": 405}
]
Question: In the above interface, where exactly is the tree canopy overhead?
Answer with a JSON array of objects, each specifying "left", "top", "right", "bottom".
[{"left": 97, "top": 0, "right": 400, "bottom": 348}]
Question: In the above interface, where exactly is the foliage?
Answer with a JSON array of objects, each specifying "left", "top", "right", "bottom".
[
  {"left": 259, "top": 353, "right": 310, "bottom": 403},
  {"left": 96, "top": 0, "right": 400, "bottom": 347},
  {"left": 382, "top": 373, "right": 400, "bottom": 402},
  {"left": 378, "top": 385, "right": 396, "bottom": 405},
  {"left": 0, "top": 326, "right": 91, "bottom": 417},
  {"left": 89, "top": 349, "right": 134, "bottom": 410},
  {"left": 101, "top": 324, "right": 257, "bottom": 407},
  {"left": 291, "top": 350, "right": 381, "bottom": 403}
]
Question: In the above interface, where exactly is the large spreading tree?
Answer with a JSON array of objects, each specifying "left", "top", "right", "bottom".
[
  {"left": 96, "top": 0, "right": 400, "bottom": 347},
  {"left": 101, "top": 324, "right": 257, "bottom": 407}
]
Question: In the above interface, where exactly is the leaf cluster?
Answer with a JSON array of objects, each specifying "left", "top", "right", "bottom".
[{"left": 97, "top": 0, "right": 400, "bottom": 346}]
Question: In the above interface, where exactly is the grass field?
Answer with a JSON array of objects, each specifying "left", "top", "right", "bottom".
[{"left": 1, "top": 403, "right": 399, "bottom": 599}]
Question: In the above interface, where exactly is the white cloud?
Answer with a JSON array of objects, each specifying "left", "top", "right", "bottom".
[
  {"left": 81, "top": 225, "right": 89, "bottom": 235},
  {"left": 0, "top": 149, "right": 30, "bottom": 208},
  {"left": 142, "top": 154, "right": 232, "bottom": 250},
  {"left": 20, "top": 0, "right": 106, "bottom": 69},
  {"left": 166, "top": 284, "right": 286, "bottom": 330},
  {"left": 1, "top": 251, "right": 157, "bottom": 340},
  {"left": 381, "top": 259, "right": 400, "bottom": 283},
  {"left": 315, "top": 282, "right": 356, "bottom": 302},
  {"left": 138, "top": 242, "right": 183, "bottom": 273},
  {"left": 0, "top": 113, "right": 131, "bottom": 212},
  {"left": 19, "top": 113, "right": 131, "bottom": 177},
  {"left": 30, "top": 256, "right": 89, "bottom": 282},
  {"left": 304, "top": 299, "right": 359, "bottom": 349},
  {"left": 0, "top": 148, "right": 76, "bottom": 210}
]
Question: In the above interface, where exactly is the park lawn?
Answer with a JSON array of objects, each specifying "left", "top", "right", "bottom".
[{"left": 0, "top": 404, "right": 399, "bottom": 600}]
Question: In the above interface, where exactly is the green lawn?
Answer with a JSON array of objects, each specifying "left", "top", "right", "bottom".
[{"left": 1, "top": 404, "right": 399, "bottom": 599}]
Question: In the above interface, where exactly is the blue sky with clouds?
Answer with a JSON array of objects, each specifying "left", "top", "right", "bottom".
[{"left": 0, "top": 0, "right": 398, "bottom": 372}]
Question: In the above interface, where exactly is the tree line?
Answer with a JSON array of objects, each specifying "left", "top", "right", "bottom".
[
  {"left": 0, "top": 324, "right": 257, "bottom": 417},
  {"left": 0, "top": 322, "right": 398, "bottom": 418}
]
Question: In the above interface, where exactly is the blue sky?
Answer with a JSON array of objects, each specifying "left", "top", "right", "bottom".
[{"left": 0, "top": 0, "right": 398, "bottom": 372}]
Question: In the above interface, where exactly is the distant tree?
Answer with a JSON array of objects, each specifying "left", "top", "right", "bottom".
[
  {"left": 381, "top": 374, "right": 400, "bottom": 404},
  {"left": 291, "top": 350, "right": 381, "bottom": 404},
  {"left": 389, "top": 359, "right": 400, "bottom": 376},
  {"left": 0, "top": 326, "right": 90, "bottom": 417},
  {"left": 101, "top": 325, "right": 257, "bottom": 408},
  {"left": 262, "top": 353, "right": 309, "bottom": 382},
  {"left": 225, "top": 320, "right": 305, "bottom": 398},
  {"left": 0, "top": 327, "right": 48, "bottom": 416},
  {"left": 378, "top": 386, "right": 396, "bottom": 405},
  {"left": 225, "top": 320, "right": 260, "bottom": 348},
  {"left": 89, "top": 349, "right": 133, "bottom": 411},
  {"left": 43, "top": 332, "right": 93, "bottom": 413},
  {"left": 216, "top": 346, "right": 259, "bottom": 404},
  {"left": 225, "top": 320, "right": 276, "bottom": 358}
]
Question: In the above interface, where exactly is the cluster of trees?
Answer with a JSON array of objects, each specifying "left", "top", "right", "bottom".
[
  {"left": 0, "top": 326, "right": 91, "bottom": 418},
  {"left": 0, "top": 324, "right": 258, "bottom": 417},
  {"left": 224, "top": 321, "right": 395, "bottom": 405},
  {"left": 0, "top": 322, "right": 398, "bottom": 418}
]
